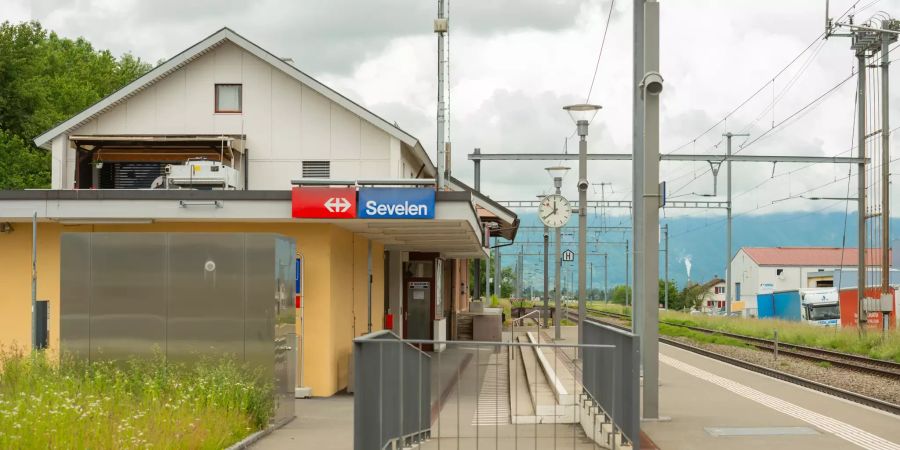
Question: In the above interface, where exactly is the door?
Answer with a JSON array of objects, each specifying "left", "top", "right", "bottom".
[{"left": 405, "top": 280, "right": 432, "bottom": 340}]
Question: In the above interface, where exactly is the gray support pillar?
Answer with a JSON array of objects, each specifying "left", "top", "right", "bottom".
[
  {"left": 631, "top": 0, "right": 645, "bottom": 338},
  {"left": 367, "top": 240, "right": 373, "bottom": 333},
  {"left": 857, "top": 52, "right": 867, "bottom": 330},
  {"left": 641, "top": 0, "right": 661, "bottom": 419},
  {"left": 388, "top": 251, "right": 404, "bottom": 335}
]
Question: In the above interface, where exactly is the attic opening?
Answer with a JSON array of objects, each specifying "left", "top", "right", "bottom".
[{"left": 71, "top": 135, "right": 246, "bottom": 190}]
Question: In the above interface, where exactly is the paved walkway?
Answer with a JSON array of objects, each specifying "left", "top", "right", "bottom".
[
  {"left": 252, "top": 339, "right": 593, "bottom": 449},
  {"left": 644, "top": 342, "right": 900, "bottom": 450},
  {"left": 251, "top": 396, "right": 353, "bottom": 450}
]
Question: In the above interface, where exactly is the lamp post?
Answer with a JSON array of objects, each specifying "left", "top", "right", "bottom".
[
  {"left": 563, "top": 103, "right": 601, "bottom": 357},
  {"left": 546, "top": 165, "right": 570, "bottom": 339}
]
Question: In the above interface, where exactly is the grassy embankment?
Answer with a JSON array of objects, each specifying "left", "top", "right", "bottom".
[
  {"left": 586, "top": 302, "right": 900, "bottom": 363},
  {"left": 0, "top": 349, "right": 273, "bottom": 449}
]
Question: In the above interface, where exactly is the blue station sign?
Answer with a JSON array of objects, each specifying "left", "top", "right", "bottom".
[{"left": 358, "top": 188, "right": 435, "bottom": 219}]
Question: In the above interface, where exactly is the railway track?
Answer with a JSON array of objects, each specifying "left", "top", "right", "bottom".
[
  {"left": 566, "top": 309, "right": 900, "bottom": 416},
  {"left": 586, "top": 308, "right": 900, "bottom": 380}
]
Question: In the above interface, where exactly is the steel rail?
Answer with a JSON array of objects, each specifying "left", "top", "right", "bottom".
[
  {"left": 587, "top": 308, "right": 900, "bottom": 378},
  {"left": 566, "top": 309, "right": 900, "bottom": 416}
]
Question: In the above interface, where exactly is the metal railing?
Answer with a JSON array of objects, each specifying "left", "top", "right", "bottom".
[
  {"left": 509, "top": 309, "right": 542, "bottom": 360},
  {"left": 353, "top": 331, "right": 432, "bottom": 450},
  {"left": 582, "top": 320, "right": 640, "bottom": 449},
  {"left": 353, "top": 332, "right": 638, "bottom": 449}
]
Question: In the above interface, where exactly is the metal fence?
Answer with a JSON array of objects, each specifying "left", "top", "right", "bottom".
[
  {"left": 582, "top": 320, "right": 640, "bottom": 449},
  {"left": 354, "top": 329, "right": 633, "bottom": 450},
  {"left": 354, "top": 331, "right": 432, "bottom": 450}
]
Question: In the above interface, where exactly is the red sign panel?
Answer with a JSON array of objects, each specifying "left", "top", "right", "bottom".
[{"left": 292, "top": 187, "right": 357, "bottom": 219}]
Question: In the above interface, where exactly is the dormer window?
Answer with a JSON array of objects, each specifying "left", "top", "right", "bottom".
[{"left": 215, "top": 84, "right": 242, "bottom": 113}]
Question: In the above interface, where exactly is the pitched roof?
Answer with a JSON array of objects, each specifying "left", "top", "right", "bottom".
[
  {"left": 33, "top": 27, "right": 434, "bottom": 170},
  {"left": 740, "top": 247, "right": 890, "bottom": 267}
]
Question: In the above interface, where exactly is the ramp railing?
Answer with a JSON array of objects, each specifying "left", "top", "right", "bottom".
[
  {"left": 353, "top": 331, "right": 431, "bottom": 450},
  {"left": 581, "top": 320, "right": 641, "bottom": 449}
]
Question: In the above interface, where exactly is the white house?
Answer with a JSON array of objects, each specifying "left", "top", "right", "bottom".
[{"left": 730, "top": 247, "right": 888, "bottom": 316}]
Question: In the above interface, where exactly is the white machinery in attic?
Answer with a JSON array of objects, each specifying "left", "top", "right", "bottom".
[{"left": 152, "top": 159, "right": 239, "bottom": 190}]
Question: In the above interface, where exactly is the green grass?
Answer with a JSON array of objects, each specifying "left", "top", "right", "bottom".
[
  {"left": 0, "top": 348, "right": 274, "bottom": 449},
  {"left": 585, "top": 302, "right": 900, "bottom": 363}
]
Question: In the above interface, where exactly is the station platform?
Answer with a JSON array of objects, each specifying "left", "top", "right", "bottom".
[{"left": 644, "top": 343, "right": 900, "bottom": 450}]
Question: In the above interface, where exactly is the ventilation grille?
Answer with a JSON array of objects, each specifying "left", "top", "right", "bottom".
[
  {"left": 302, "top": 161, "right": 330, "bottom": 178},
  {"left": 100, "top": 162, "right": 165, "bottom": 189}
]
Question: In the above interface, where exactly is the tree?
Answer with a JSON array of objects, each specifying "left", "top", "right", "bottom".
[
  {"left": 609, "top": 285, "right": 631, "bottom": 305},
  {"left": 658, "top": 279, "right": 680, "bottom": 309},
  {"left": 0, "top": 21, "right": 152, "bottom": 189},
  {"left": 675, "top": 282, "right": 706, "bottom": 311}
]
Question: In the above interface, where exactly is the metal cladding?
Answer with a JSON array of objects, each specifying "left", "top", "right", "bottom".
[{"left": 60, "top": 232, "right": 296, "bottom": 426}]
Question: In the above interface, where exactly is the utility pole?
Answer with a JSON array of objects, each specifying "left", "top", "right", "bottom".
[
  {"left": 880, "top": 23, "right": 893, "bottom": 332},
  {"left": 554, "top": 181, "right": 563, "bottom": 339},
  {"left": 663, "top": 224, "right": 669, "bottom": 310},
  {"left": 857, "top": 43, "right": 868, "bottom": 331},
  {"left": 473, "top": 148, "right": 481, "bottom": 300},
  {"left": 544, "top": 226, "right": 550, "bottom": 327},
  {"left": 625, "top": 239, "right": 630, "bottom": 306},
  {"left": 494, "top": 245, "right": 501, "bottom": 300},
  {"left": 589, "top": 262, "right": 594, "bottom": 301},
  {"left": 723, "top": 131, "right": 749, "bottom": 316},
  {"left": 640, "top": 0, "right": 662, "bottom": 419},
  {"left": 604, "top": 253, "right": 609, "bottom": 302},
  {"left": 434, "top": 0, "right": 449, "bottom": 189},
  {"left": 31, "top": 211, "right": 37, "bottom": 350}
]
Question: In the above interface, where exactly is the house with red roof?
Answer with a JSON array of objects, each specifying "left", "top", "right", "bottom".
[{"left": 730, "top": 247, "right": 890, "bottom": 316}]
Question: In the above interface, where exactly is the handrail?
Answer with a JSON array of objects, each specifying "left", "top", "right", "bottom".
[
  {"left": 510, "top": 309, "right": 543, "bottom": 360},
  {"left": 354, "top": 330, "right": 433, "bottom": 359}
]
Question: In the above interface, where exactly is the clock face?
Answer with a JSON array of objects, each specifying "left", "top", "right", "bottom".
[{"left": 539, "top": 194, "right": 572, "bottom": 228}]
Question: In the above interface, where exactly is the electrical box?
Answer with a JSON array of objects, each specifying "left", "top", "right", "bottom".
[
  {"left": 164, "top": 159, "right": 239, "bottom": 189},
  {"left": 35, "top": 300, "right": 49, "bottom": 350}
]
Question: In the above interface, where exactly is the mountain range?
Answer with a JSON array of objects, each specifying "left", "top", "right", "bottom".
[{"left": 505, "top": 211, "right": 899, "bottom": 292}]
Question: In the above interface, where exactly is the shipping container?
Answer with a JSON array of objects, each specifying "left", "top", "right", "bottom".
[{"left": 756, "top": 290, "right": 802, "bottom": 321}]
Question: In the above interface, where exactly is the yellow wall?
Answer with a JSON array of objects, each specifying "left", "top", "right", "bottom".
[{"left": 0, "top": 222, "right": 384, "bottom": 397}]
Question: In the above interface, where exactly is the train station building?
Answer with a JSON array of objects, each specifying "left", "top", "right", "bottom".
[{"left": 0, "top": 27, "right": 518, "bottom": 397}]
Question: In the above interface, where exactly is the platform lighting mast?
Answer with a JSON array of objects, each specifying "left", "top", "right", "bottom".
[{"left": 435, "top": 0, "right": 450, "bottom": 189}]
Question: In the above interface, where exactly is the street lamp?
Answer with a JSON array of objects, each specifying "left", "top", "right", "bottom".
[
  {"left": 544, "top": 165, "right": 570, "bottom": 339},
  {"left": 563, "top": 103, "right": 601, "bottom": 357}
]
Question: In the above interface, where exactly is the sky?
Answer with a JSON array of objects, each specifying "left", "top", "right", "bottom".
[{"left": 5, "top": 0, "right": 900, "bottom": 223}]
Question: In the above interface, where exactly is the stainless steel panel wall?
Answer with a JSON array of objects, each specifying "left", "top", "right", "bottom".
[
  {"left": 60, "top": 232, "right": 297, "bottom": 426},
  {"left": 90, "top": 233, "right": 167, "bottom": 361},
  {"left": 273, "top": 236, "right": 296, "bottom": 424},
  {"left": 60, "top": 234, "right": 91, "bottom": 358},
  {"left": 166, "top": 234, "right": 246, "bottom": 363}
]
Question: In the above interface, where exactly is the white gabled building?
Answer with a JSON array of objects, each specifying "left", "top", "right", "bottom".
[
  {"left": 730, "top": 247, "right": 888, "bottom": 316},
  {"left": 0, "top": 27, "right": 519, "bottom": 398}
]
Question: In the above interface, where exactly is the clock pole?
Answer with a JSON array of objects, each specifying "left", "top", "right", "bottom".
[{"left": 553, "top": 177, "right": 563, "bottom": 339}]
